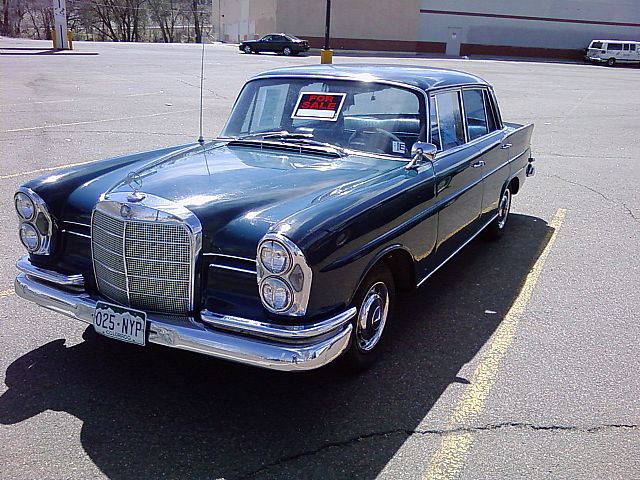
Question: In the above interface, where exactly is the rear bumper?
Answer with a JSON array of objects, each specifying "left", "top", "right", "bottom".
[{"left": 14, "top": 258, "right": 354, "bottom": 371}]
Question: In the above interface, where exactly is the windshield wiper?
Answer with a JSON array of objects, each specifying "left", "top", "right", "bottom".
[
  {"left": 236, "top": 130, "right": 308, "bottom": 140},
  {"left": 234, "top": 131, "right": 344, "bottom": 156}
]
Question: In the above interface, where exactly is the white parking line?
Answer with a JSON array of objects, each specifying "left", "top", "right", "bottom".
[{"left": 4, "top": 107, "right": 200, "bottom": 133}]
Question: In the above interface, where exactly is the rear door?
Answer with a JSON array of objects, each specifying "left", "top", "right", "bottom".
[
  {"left": 461, "top": 88, "right": 510, "bottom": 224},
  {"left": 429, "top": 89, "right": 484, "bottom": 263}
]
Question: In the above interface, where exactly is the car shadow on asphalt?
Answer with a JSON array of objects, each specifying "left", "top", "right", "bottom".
[{"left": 0, "top": 213, "right": 554, "bottom": 479}]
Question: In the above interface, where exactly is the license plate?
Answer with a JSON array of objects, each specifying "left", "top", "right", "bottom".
[{"left": 94, "top": 301, "right": 147, "bottom": 346}]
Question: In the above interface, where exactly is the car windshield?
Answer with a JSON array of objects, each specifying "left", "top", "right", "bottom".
[{"left": 221, "top": 78, "right": 425, "bottom": 158}]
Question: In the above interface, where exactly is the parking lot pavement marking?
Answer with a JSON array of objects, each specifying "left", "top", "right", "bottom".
[
  {"left": 0, "top": 160, "right": 96, "bottom": 180},
  {"left": 4, "top": 107, "right": 201, "bottom": 133},
  {"left": 0, "top": 288, "right": 14, "bottom": 299},
  {"left": 423, "top": 208, "right": 567, "bottom": 480},
  {"left": 0, "top": 90, "right": 165, "bottom": 108}
]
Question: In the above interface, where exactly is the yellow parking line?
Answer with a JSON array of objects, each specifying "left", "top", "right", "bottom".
[
  {"left": 0, "top": 160, "right": 96, "bottom": 180},
  {"left": 423, "top": 208, "right": 567, "bottom": 480},
  {"left": 0, "top": 288, "right": 14, "bottom": 299}
]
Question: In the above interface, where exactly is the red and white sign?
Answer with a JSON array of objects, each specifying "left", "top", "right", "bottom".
[{"left": 292, "top": 92, "right": 346, "bottom": 121}]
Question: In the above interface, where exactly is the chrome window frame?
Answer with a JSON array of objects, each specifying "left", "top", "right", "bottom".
[{"left": 221, "top": 74, "right": 429, "bottom": 163}]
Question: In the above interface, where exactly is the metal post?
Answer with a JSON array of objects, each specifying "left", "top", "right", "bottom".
[
  {"left": 52, "top": 0, "right": 69, "bottom": 50},
  {"left": 321, "top": 0, "right": 333, "bottom": 64}
]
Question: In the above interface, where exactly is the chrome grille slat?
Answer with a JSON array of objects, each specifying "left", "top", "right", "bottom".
[{"left": 92, "top": 207, "right": 194, "bottom": 315}]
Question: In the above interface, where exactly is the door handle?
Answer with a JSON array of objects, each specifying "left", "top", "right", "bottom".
[
  {"left": 472, "top": 160, "right": 485, "bottom": 168},
  {"left": 501, "top": 143, "right": 512, "bottom": 149}
]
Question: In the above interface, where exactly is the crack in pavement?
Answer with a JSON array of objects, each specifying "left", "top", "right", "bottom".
[
  {"left": 546, "top": 173, "right": 639, "bottom": 224},
  {"left": 239, "top": 423, "right": 639, "bottom": 478}
]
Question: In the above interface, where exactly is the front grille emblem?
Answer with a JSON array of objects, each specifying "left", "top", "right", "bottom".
[{"left": 120, "top": 204, "right": 132, "bottom": 218}]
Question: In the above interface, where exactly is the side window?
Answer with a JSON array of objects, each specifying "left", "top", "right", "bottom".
[
  {"left": 608, "top": 43, "right": 622, "bottom": 51},
  {"left": 623, "top": 44, "right": 630, "bottom": 51},
  {"left": 462, "top": 89, "right": 488, "bottom": 140},
  {"left": 429, "top": 96, "right": 441, "bottom": 150},
  {"left": 262, "top": 35, "right": 273, "bottom": 41},
  {"left": 631, "top": 44, "right": 637, "bottom": 51},
  {"left": 432, "top": 90, "right": 465, "bottom": 151},
  {"left": 483, "top": 90, "right": 500, "bottom": 132}
]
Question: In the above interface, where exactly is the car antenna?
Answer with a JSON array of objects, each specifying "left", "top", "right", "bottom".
[{"left": 197, "top": 42, "right": 206, "bottom": 145}]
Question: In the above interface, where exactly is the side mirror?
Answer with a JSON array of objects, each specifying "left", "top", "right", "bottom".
[{"left": 406, "top": 142, "right": 437, "bottom": 170}]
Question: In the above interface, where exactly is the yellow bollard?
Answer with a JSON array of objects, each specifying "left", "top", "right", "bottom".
[
  {"left": 51, "top": 29, "right": 57, "bottom": 49},
  {"left": 320, "top": 49, "right": 333, "bottom": 64},
  {"left": 67, "top": 30, "right": 73, "bottom": 50}
]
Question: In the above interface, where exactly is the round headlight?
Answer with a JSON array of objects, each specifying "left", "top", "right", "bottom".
[
  {"left": 259, "top": 240, "right": 291, "bottom": 274},
  {"left": 261, "top": 277, "right": 293, "bottom": 312},
  {"left": 19, "top": 223, "right": 41, "bottom": 252},
  {"left": 15, "top": 192, "right": 36, "bottom": 220}
]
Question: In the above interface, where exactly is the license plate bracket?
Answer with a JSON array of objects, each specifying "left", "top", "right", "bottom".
[{"left": 94, "top": 301, "right": 147, "bottom": 346}]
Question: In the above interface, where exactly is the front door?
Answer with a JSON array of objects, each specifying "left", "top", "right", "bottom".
[{"left": 429, "top": 90, "right": 483, "bottom": 263}]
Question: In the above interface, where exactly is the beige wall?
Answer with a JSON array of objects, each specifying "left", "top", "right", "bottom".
[
  {"left": 220, "top": 0, "right": 420, "bottom": 48},
  {"left": 276, "top": 0, "right": 420, "bottom": 46}
]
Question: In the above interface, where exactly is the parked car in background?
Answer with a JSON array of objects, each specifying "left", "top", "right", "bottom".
[
  {"left": 585, "top": 39, "right": 640, "bottom": 66},
  {"left": 14, "top": 65, "right": 535, "bottom": 372},
  {"left": 239, "top": 33, "right": 310, "bottom": 56}
]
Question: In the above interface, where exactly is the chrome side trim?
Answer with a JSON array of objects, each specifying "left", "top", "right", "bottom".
[
  {"left": 203, "top": 253, "right": 257, "bottom": 263},
  {"left": 64, "top": 221, "right": 90, "bottom": 228},
  {"left": 416, "top": 213, "right": 498, "bottom": 287},
  {"left": 63, "top": 230, "right": 91, "bottom": 239},
  {"left": 14, "top": 272, "right": 353, "bottom": 371},
  {"left": 208, "top": 264, "right": 257, "bottom": 275},
  {"left": 201, "top": 307, "right": 356, "bottom": 340},
  {"left": 16, "top": 256, "right": 84, "bottom": 287}
]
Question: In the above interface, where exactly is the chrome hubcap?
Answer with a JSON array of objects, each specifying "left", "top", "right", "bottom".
[
  {"left": 497, "top": 189, "right": 511, "bottom": 229},
  {"left": 356, "top": 282, "right": 389, "bottom": 351}
]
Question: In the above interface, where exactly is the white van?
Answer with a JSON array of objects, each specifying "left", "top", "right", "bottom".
[{"left": 585, "top": 40, "right": 640, "bottom": 66}]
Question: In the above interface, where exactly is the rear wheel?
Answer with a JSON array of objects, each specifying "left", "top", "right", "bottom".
[
  {"left": 341, "top": 264, "right": 395, "bottom": 371},
  {"left": 243, "top": 45, "right": 252, "bottom": 54},
  {"left": 484, "top": 186, "right": 512, "bottom": 240},
  {"left": 607, "top": 57, "right": 616, "bottom": 67}
]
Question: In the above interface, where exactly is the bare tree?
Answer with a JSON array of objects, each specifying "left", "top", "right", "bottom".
[
  {"left": 189, "top": 0, "right": 209, "bottom": 43},
  {"left": 1, "top": 0, "right": 25, "bottom": 36},
  {"left": 79, "top": 0, "right": 147, "bottom": 42},
  {"left": 147, "top": 0, "right": 182, "bottom": 42}
]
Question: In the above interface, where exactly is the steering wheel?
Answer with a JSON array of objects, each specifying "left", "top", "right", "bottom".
[{"left": 348, "top": 128, "right": 403, "bottom": 155}]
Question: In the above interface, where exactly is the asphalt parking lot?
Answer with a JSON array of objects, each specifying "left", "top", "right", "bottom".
[{"left": 1, "top": 38, "right": 639, "bottom": 479}]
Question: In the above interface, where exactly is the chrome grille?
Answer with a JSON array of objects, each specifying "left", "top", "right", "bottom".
[{"left": 91, "top": 207, "right": 193, "bottom": 315}]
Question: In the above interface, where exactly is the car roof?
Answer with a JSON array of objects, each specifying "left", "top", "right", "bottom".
[{"left": 251, "top": 64, "right": 489, "bottom": 91}]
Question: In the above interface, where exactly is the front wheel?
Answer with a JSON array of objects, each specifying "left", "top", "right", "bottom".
[
  {"left": 243, "top": 45, "right": 252, "bottom": 54},
  {"left": 484, "top": 186, "right": 512, "bottom": 240},
  {"left": 341, "top": 264, "right": 395, "bottom": 371},
  {"left": 282, "top": 47, "right": 292, "bottom": 56}
]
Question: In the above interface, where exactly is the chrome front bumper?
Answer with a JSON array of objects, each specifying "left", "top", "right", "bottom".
[{"left": 15, "top": 258, "right": 355, "bottom": 371}]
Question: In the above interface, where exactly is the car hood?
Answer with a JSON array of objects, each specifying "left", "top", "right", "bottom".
[{"left": 69, "top": 142, "right": 403, "bottom": 258}]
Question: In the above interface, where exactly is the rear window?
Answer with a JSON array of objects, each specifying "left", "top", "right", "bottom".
[
  {"left": 590, "top": 41, "right": 603, "bottom": 49},
  {"left": 607, "top": 43, "right": 623, "bottom": 51}
]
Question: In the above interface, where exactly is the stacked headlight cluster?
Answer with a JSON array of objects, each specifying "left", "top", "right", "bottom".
[
  {"left": 14, "top": 187, "right": 53, "bottom": 255},
  {"left": 256, "top": 234, "right": 312, "bottom": 316}
]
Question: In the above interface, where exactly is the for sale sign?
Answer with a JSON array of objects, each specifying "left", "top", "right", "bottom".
[{"left": 291, "top": 92, "right": 346, "bottom": 121}]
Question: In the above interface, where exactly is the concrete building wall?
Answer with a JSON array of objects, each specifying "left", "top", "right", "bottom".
[
  {"left": 217, "top": 0, "right": 640, "bottom": 58},
  {"left": 275, "top": 0, "right": 420, "bottom": 51},
  {"left": 419, "top": 0, "right": 640, "bottom": 58}
]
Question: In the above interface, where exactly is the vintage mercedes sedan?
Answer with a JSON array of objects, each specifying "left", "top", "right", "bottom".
[{"left": 14, "top": 65, "right": 535, "bottom": 371}]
